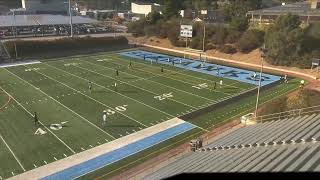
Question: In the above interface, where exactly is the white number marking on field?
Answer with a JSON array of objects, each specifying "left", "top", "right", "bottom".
[
  {"left": 105, "top": 105, "right": 128, "bottom": 116},
  {"left": 192, "top": 83, "right": 208, "bottom": 90},
  {"left": 64, "top": 63, "right": 80, "bottom": 67},
  {"left": 115, "top": 105, "right": 128, "bottom": 112},
  {"left": 34, "top": 128, "right": 47, "bottom": 135},
  {"left": 50, "top": 121, "right": 69, "bottom": 131},
  {"left": 25, "top": 68, "right": 41, "bottom": 72},
  {"left": 154, "top": 92, "right": 173, "bottom": 101}
]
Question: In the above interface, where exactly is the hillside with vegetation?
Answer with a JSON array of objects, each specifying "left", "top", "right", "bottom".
[{"left": 128, "top": 0, "right": 320, "bottom": 68}]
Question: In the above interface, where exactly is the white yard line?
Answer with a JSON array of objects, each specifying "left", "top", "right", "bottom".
[
  {"left": 33, "top": 69, "right": 148, "bottom": 128},
  {"left": 74, "top": 64, "right": 197, "bottom": 109},
  {"left": 0, "top": 133, "right": 26, "bottom": 172},
  {"left": 122, "top": 66, "right": 190, "bottom": 85},
  {"left": 5, "top": 68, "right": 115, "bottom": 140},
  {"left": 111, "top": 55, "right": 243, "bottom": 90},
  {"left": 44, "top": 63, "right": 209, "bottom": 133},
  {"left": 83, "top": 60, "right": 215, "bottom": 101},
  {"left": 45, "top": 63, "right": 195, "bottom": 115},
  {"left": 0, "top": 84, "right": 76, "bottom": 154}
]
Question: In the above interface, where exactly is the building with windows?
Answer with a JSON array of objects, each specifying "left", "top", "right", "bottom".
[
  {"left": 247, "top": 0, "right": 320, "bottom": 25},
  {"left": 21, "top": 0, "right": 68, "bottom": 15},
  {"left": 131, "top": 2, "right": 161, "bottom": 17}
]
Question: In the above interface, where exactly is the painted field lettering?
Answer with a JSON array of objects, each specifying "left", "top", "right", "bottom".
[
  {"left": 50, "top": 121, "right": 68, "bottom": 131},
  {"left": 105, "top": 105, "right": 128, "bottom": 116},
  {"left": 34, "top": 128, "right": 47, "bottom": 135},
  {"left": 25, "top": 68, "right": 41, "bottom": 72},
  {"left": 192, "top": 83, "right": 208, "bottom": 90},
  {"left": 154, "top": 93, "right": 173, "bottom": 101},
  {"left": 64, "top": 63, "right": 80, "bottom": 67},
  {"left": 115, "top": 105, "right": 128, "bottom": 112}
]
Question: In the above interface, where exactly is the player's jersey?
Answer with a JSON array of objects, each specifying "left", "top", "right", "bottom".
[{"left": 103, "top": 114, "right": 107, "bottom": 122}]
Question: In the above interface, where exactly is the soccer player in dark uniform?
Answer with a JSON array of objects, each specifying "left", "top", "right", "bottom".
[
  {"left": 88, "top": 81, "right": 93, "bottom": 93},
  {"left": 34, "top": 112, "right": 39, "bottom": 127},
  {"left": 116, "top": 69, "right": 119, "bottom": 76},
  {"left": 161, "top": 66, "right": 164, "bottom": 72}
]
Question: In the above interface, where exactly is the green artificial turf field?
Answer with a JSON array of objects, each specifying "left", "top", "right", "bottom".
[{"left": 0, "top": 50, "right": 301, "bottom": 179}]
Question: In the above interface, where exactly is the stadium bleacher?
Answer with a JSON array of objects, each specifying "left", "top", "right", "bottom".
[{"left": 143, "top": 113, "right": 320, "bottom": 179}]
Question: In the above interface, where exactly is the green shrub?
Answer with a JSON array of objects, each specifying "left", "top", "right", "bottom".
[
  {"left": 236, "top": 29, "right": 264, "bottom": 53},
  {"left": 225, "top": 30, "right": 242, "bottom": 44}
]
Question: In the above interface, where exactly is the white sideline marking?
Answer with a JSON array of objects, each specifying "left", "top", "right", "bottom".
[
  {"left": 10, "top": 67, "right": 116, "bottom": 140},
  {"left": 1, "top": 72, "right": 76, "bottom": 154},
  {"left": 8, "top": 118, "right": 188, "bottom": 180},
  {"left": 0, "top": 61, "right": 41, "bottom": 68},
  {"left": 34, "top": 69, "right": 147, "bottom": 128},
  {"left": 0, "top": 133, "right": 26, "bottom": 171}
]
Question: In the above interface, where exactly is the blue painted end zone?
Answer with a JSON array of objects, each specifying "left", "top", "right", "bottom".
[
  {"left": 42, "top": 122, "right": 195, "bottom": 180},
  {"left": 118, "top": 50, "right": 281, "bottom": 86}
]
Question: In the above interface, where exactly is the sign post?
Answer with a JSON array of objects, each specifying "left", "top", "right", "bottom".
[
  {"left": 180, "top": 25, "right": 193, "bottom": 60},
  {"left": 311, "top": 58, "right": 320, "bottom": 73}
]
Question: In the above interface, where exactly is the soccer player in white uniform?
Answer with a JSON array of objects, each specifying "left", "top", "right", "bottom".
[
  {"left": 300, "top": 80, "right": 305, "bottom": 88},
  {"left": 114, "top": 82, "right": 117, "bottom": 92},
  {"left": 253, "top": 72, "right": 257, "bottom": 79},
  {"left": 220, "top": 80, "right": 223, "bottom": 88},
  {"left": 102, "top": 110, "right": 107, "bottom": 125}
]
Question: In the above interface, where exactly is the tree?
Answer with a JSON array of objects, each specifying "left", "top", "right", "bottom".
[
  {"left": 146, "top": 11, "right": 161, "bottom": 25},
  {"left": 128, "top": 18, "right": 146, "bottom": 36},
  {"left": 265, "top": 14, "right": 303, "bottom": 66},
  {"left": 163, "top": 0, "right": 181, "bottom": 19}
]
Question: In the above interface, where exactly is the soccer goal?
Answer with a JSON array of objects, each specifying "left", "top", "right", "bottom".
[{"left": 184, "top": 48, "right": 207, "bottom": 64}]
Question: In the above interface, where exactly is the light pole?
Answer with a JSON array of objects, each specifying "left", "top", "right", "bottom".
[
  {"left": 69, "top": 0, "right": 73, "bottom": 38},
  {"left": 64, "top": 0, "right": 73, "bottom": 37},
  {"left": 10, "top": 9, "right": 18, "bottom": 60},
  {"left": 202, "top": 20, "right": 205, "bottom": 52},
  {"left": 255, "top": 44, "right": 267, "bottom": 120}
]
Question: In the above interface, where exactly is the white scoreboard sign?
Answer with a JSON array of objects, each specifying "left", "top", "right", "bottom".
[{"left": 180, "top": 25, "right": 193, "bottom": 38}]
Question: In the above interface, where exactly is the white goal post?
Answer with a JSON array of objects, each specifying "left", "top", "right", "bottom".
[{"left": 184, "top": 48, "right": 207, "bottom": 64}]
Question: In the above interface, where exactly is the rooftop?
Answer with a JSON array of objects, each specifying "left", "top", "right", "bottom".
[
  {"left": 0, "top": 14, "right": 97, "bottom": 27},
  {"left": 248, "top": 1, "right": 320, "bottom": 16}
]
